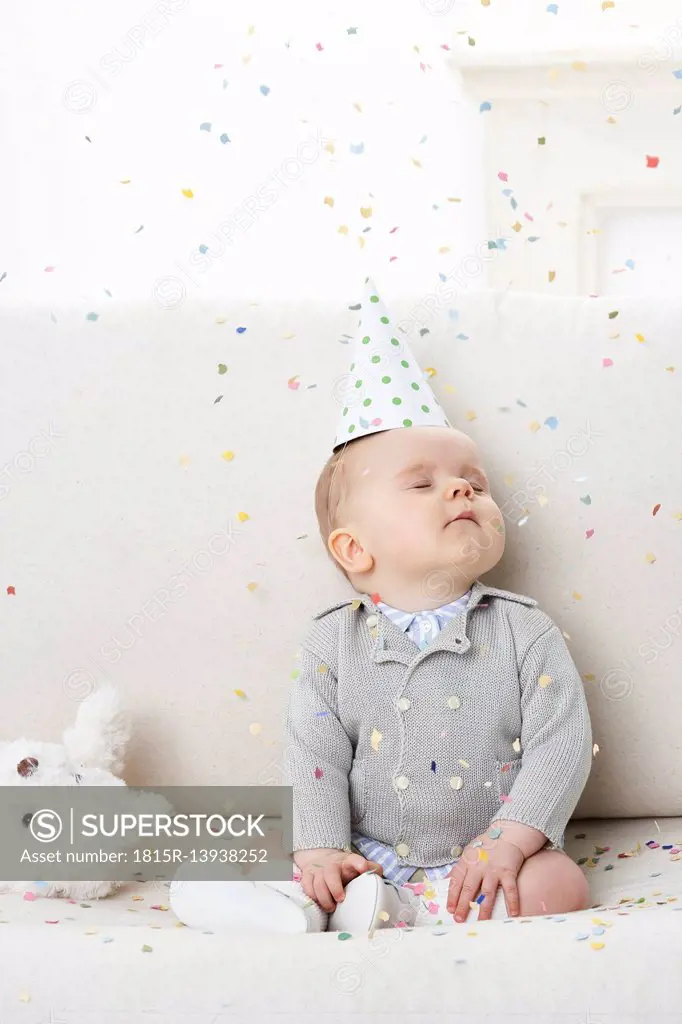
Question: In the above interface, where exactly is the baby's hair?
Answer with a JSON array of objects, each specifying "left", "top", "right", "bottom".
[{"left": 314, "top": 442, "right": 358, "bottom": 584}]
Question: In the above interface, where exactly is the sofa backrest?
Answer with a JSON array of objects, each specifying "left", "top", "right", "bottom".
[{"left": 0, "top": 289, "right": 678, "bottom": 819}]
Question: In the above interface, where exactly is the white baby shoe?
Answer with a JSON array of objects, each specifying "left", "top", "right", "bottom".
[
  {"left": 328, "top": 872, "right": 419, "bottom": 933},
  {"left": 169, "top": 877, "right": 328, "bottom": 935}
]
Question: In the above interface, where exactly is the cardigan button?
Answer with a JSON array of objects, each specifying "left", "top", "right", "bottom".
[
  {"left": 395, "top": 775, "right": 410, "bottom": 790},
  {"left": 396, "top": 842, "right": 410, "bottom": 857},
  {"left": 451, "top": 845, "right": 463, "bottom": 858},
  {"left": 366, "top": 614, "right": 379, "bottom": 628},
  {"left": 397, "top": 697, "right": 411, "bottom": 711},
  {"left": 450, "top": 776, "right": 464, "bottom": 790},
  {"left": 446, "top": 695, "right": 461, "bottom": 710}
]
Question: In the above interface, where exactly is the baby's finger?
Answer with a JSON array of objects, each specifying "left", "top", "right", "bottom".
[
  {"left": 500, "top": 870, "right": 521, "bottom": 917},
  {"left": 313, "top": 872, "right": 337, "bottom": 913},
  {"left": 300, "top": 869, "right": 317, "bottom": 903},
  {"left": 454, "top": 878, "right": 482, "bottom": 923},
  {"left": 323, "top": 864, "right": 346, "bottom": 905},
  {"left": 342, "top": 854, "right": 382, "bottom": 879},
  {"left": 445, "top": 863, "right": 466, "bottom": 913},
  {"left": 476, "top": 877, "right": 500, "bottom": 921}
]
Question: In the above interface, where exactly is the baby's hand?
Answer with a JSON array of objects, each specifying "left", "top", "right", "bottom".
[
  {"left": 294, "top": 848, "right": 384, "bottom": 912},
  {"left": 446, "top": 835, "right": 525, "bottom": 922}
]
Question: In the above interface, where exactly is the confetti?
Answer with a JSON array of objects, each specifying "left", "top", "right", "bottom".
[
  {"left": 645, "top": 551, "right": 656, "bottom": 564},
  {"left": 7, "top": 586, "right": 16, "bottom": 596},
  {"left": 625, "top": 259, "right": 635, "bottom": 270},
  {"left": 246, "top": 582, "right": 258, "bottom": 592},
  {"left": 580, "top": 495, "right": 592, "bottom": 505},
  {"left": 18, "top": 993, "right": 31, "bottom": 1003},
  {"left": 237, "top": 511, "right": 250, "bottom": 522},
  {"left": 585, "top": 529, "right": 594, "bottom": 539},
  {"left": 236, "top": 326, "right": 247, "bottom": 334},
  {"left": 646, "top": 155, "right": 660, "bottom": 168},
  {"left": 572, "top": 61, "right": 587, "bottom": 71},
  {"left": 134, "top": 224, "right": 144, "bottom": 233},
  {"left": 314, "top": 767, "right": 324, "bottom": 780},
  {"left": 142, "top": 944, "right": 153, "bottom": 952},
  {"left": 287, "top": 376, "right": 300, "bottom": 390},
  {"left": 181, "top": 189, "right": 194, "bottom": 198},
  {"left": 591, "top": 941, "right": 605, "bottom": 950},
  {"left": 221, "top": 450, "right": 235, "bottom": 461},
  {"left": 233, "top": 689, "right": 248, "bottom": 699},
  {"left": 350, "top": 142, "right": 365, "bottom": 155},
  {"left": 260, "top": 85, "right": 270, "bottom": 96},
  {"left": 538, "top": 136, "right": 546, "bottom": 145},
  {"left": 538, "top": 674, "right": 553, "bottom": 688},
  {"left": 218, "top": 363, "right": 227, "bottom": 374},
  {"left": 249, "top": 723, "right": 262, "bottom": 735},
  {"left": 603, "top": 358, "right": 613, "bottom": 368},
  {"left": 360, "top": 206, "right": 373, "bottom": 219},
  {"left": 371, "top": 727, "right": 383, "bottom": 752},
  {"left": 544, "top": 416, "right": 559, "bottom": 430},
  {"left": 220, "top": 134, "right": 230, "bottom": 144},
  {"left": 337, "top": 932, "right": 352, "bottom": 941},
  {"left": 498, "top": 171, "right": 508, "bottom": 182},
  {"left": 480, "top": 101, "right": 492, "bottom": 113},
  {"left": 547, "top": 3, "right": 559, "bottom": 11},
  {"left": 86, "top": 312, "right": 99, "bottom": 321},
  {"left": 548, "top": 270, "right": 556, "bottom": 283},
  {"left": 200, "top": 122, "right": 212, "bottom": 132}
]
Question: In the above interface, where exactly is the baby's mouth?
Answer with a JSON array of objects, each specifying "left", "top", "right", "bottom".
[{"left": 445, "top": 510, "right": 478, "bottom": 527}]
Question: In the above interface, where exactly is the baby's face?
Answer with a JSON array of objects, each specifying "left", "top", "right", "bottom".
[{"left": 337, "top": 426, "right": 505, "bottom": 597}]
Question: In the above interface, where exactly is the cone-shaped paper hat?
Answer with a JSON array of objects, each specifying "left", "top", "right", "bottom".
[{"left": 333, "top": 277, "right": 452, "bottom": 452}]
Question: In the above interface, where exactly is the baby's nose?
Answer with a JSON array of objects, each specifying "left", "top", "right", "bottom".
[{"left": 445, "top": 477, "right": 472, "bottom": 498}]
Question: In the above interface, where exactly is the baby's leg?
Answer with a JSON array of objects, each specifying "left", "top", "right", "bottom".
[
  {"left": 511, "top": 847, "right": 590, "bottom": 916},
  {"left": 169, "top": 876, "right": 329, "bottom": 934}
]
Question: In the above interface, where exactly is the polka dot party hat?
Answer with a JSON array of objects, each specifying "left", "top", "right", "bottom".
[{"left": 333, "top": 277, "right": 452, "bottom": 452}]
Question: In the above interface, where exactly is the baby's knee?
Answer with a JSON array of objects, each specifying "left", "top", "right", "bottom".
[{"left": 542, "top": 850, "right": 590, "bottom": 912}]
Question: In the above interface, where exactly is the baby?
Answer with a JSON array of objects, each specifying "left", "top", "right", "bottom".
[
  {"left": 170, "top": 281, "right": 593, "bottom": 935},
  {"left": 285, "top": 422, "right": 593, "bottom": 931}
]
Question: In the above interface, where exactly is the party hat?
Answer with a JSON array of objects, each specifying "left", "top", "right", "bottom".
[{"left": 333, "top": 277, "right": 452, "bottom": 451}]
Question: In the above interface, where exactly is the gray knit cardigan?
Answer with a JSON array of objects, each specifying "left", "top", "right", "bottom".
[{"left": 284, "top": 580, "right": 593, "bottom": 867}]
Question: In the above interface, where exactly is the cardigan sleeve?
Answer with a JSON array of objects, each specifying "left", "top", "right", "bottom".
[
  {"left": 283, "top": 647, "right": 354, "bottom": 852},
  {"left": 489, "top": 622, "right": 593, "bottom": 849}
]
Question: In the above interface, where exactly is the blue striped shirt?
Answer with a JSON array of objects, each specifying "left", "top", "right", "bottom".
[{"left": 351, "top": 590, "right": 472, "bottom": 884}]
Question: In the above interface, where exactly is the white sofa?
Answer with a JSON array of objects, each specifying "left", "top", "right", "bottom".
[{"left": 0, "top": 289, "right": 681, "bottom": 1022}]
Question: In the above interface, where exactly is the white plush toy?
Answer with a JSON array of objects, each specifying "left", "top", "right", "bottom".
[{"left": 0, "top": 683, "right": 133, "bottom": 901}]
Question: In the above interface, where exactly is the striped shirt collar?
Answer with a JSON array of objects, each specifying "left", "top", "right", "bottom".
[{"left": 375, "top": 591, "right": 472, "bottom": 633}]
